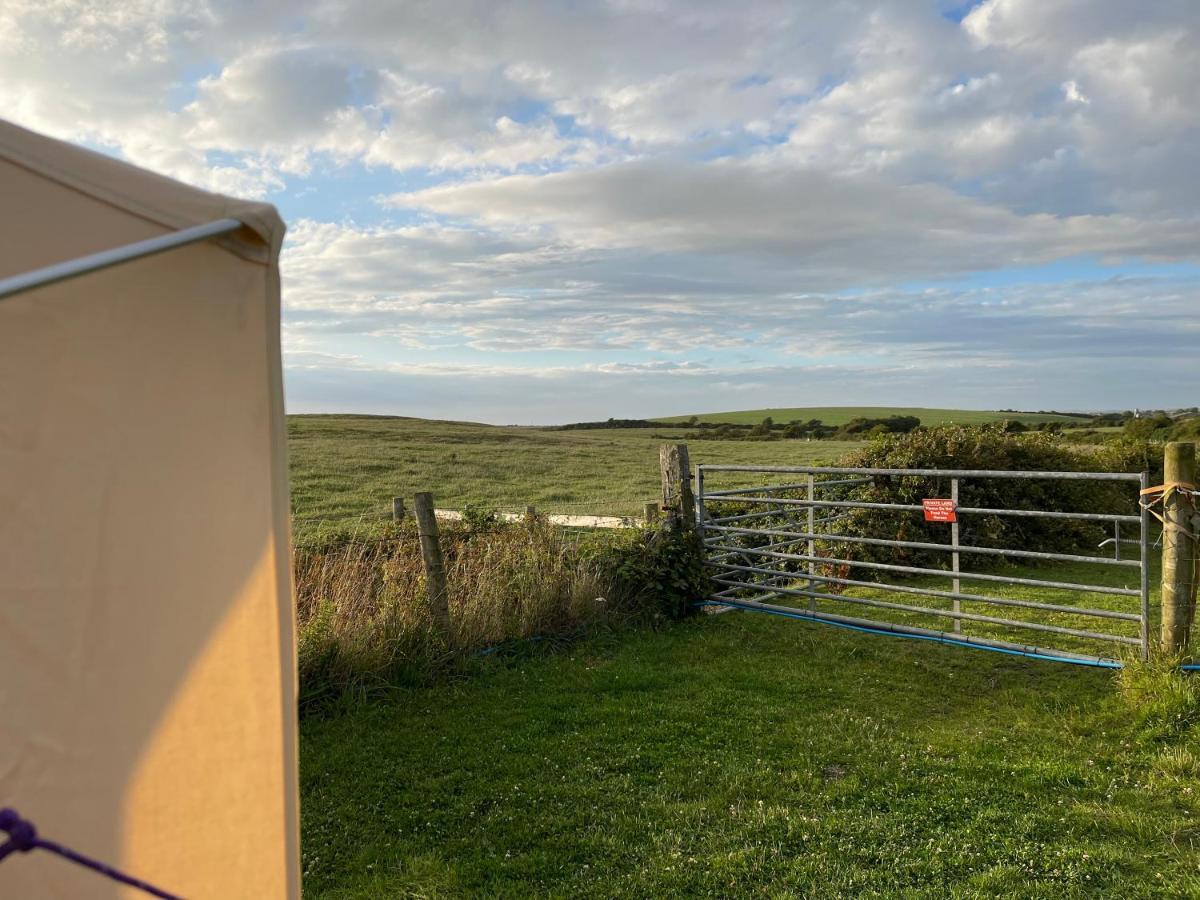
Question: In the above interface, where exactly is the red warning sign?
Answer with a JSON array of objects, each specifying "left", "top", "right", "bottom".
[{"left": 922, "top": 498, "right": 957, "bottom": 523}]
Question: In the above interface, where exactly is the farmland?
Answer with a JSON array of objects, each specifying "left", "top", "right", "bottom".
[
  {"left": 287, "top": 408, "right": 1095, "bottom": 535},
  {"left": 287, "top": 415, "right": 857, "bottom": 534}
]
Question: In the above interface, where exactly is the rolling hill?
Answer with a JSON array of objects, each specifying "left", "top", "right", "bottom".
[{"left": 657, "top": 406, "right": 1087, "bottom": 427}]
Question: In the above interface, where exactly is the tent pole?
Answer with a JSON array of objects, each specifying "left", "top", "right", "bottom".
[{"left": 0, "top": 217, "right": 243, "bottom": 301}]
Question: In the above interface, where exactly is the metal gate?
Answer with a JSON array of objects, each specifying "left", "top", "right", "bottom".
[{"left": 696, "top": 464, "right": 1151, "bottom": 665}]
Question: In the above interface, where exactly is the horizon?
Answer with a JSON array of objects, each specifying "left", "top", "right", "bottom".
[
  {"left": 5, "top": 1, "right": 1198, "bottom": 423},
  {"left": 287, "top": 403, "right": 1168, "bottom": 429}
]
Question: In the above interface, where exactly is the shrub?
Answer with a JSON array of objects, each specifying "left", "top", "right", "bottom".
[
  {"left": 1124, "top": 414, "right": 1173, "bottom": 440},
  {"left": 592, "top": 526, "right": 708, "bottom": 620},
  {"left": 828, "top": 425, "right": 1159, "bottom": 573}
]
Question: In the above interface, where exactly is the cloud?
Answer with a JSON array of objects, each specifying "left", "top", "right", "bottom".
[
  {"left": 390, "top": 157, "right": 1200, "bottom": 279},
  {"left": 280, "top": 217, "right": 1200, "bottom": 379},
  {"left": 2, "top": 0, "right": 1198, "bottom": 419},
  {"left": 5, "top": 0, "right": 1200, "bottom": 214}
]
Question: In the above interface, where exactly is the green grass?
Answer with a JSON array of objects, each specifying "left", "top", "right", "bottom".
[
  {"left": 301, "top": 602, "right": 1200, "bottom": 897},
  {"left": 292, "top": 411, "right": 1195, "bottom": 895},
  {"left": 288, "top": 415, "right": 857, "bottom": 534},
  {"left": 659, "top": 407, "right": 1087, "bottom": 426}
]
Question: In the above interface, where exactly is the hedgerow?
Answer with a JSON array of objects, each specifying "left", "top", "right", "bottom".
[{"left": 829, "top": 425, "right": 1161, "bottom": 573}]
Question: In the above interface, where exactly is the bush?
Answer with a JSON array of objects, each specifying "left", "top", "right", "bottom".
[
  {"left": 1124, "top": 414, "right": 1173, "bottom": 440},
  {"left": 592, "top": 526, "right": 708, "bottom": 621},
  {"left": 828, "top": 425, "right": 1160, "bottom": 573},
  {"left": 839, "top": 414, "right": 921, "bottom": 436}
]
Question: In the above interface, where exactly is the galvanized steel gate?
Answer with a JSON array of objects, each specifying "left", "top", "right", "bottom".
[{"left": 696, "top": 465, "right": 1151, "bottom": 665}]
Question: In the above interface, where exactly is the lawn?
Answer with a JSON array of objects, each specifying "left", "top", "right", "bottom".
[
  {"left": 658, "top": 406, "right": 1087, "bottom": 427},
  {"left": 301, "top": 607, "right": 1200, "bottom": 897},
  {"left": 287, "top": 415, "right": 857, "bottom": 534}
]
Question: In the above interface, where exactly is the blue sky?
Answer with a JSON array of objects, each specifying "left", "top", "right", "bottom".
[{"left": 3, "top": 0, "right": 1197, "bottom": 423}]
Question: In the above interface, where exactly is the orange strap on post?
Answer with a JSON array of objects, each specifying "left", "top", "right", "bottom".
[{"left": 1140, "top": 481, "right": 1199, "bottom": 538}]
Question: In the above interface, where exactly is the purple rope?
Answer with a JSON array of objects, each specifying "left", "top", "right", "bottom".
[{"left": 0, "top": 808, "right": 182, "bottom": 899}]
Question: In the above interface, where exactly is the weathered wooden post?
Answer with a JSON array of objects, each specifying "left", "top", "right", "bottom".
[
  {"left": 659, "top": 443, "right": 695, "bottom": 529},
  {"left": 643, "top": 501, "right": 659, "bottom": 525},
  {"left": 1161, "top": 442, "right": 1198, "bottom": 654},
  {"left": 392, "top": 497, "right": 405, "bottom": 521},
  {"left": 524, "top": 504, "right": 537, "bottom": 522},
  {"left": 413, "top": 492, "right": 452, "bottom": 639}
]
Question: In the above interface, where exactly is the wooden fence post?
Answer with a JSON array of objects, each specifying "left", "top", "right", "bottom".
[
  {"left": 392, "top": 497, "right": 405, "bottom": 521},
  {"left": 659, "top": 444, "right": 695, "bottom": 529},
  {"left": 1161, "top": 442, "right": 1198, "bottom": 654},
  {"left": 413, "top": 492, "right": 452, "bottom": 639},
  {"left": 643, "top": 501, "right": 659, "bottom": 525}
]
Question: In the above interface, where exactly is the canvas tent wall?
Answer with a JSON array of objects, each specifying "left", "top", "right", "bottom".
[{"left": 0, "top": 120, "right": 299, "bottom": 898}]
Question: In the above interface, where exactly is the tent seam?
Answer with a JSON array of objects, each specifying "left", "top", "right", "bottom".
[{"left": 0, "top": 130, "right": 279, "bottom": 265}]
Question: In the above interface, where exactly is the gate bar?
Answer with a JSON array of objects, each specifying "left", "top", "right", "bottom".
[
  {"left": 710, "top": 576, "right": 1142, "bottom": 645},
  {"left": 1139, "top": 470, "right": 1150, "bottom": 660},
  {"left": 702, "top": 597, "right": 1125, "bottom": 667},
  {"left": 700, "top": 464, "right": 1141, "bottom": 481},
  {"left": 701, "top": 478, "right": 873, "bottom": 498},
  {"left": 703, "top": 541, "right": 1142, "bottom": 597},
  {"left": 708, "top": 507, "right": 847, "bottom": 526},
  {"left": 702, "top": 482, "right": 812, "bottom": 497},
  {"left": 706, "top": 522, "right": 1141, "bottom": 568},
  {"left": 702, "top": 494, "right": 1141, "bottom": 524},
  {"left": 706, "top": 558, "right": 1141, "bottom": 621}
]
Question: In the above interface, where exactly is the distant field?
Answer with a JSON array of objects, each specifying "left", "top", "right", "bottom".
[
  {"left": 658, "top": 406, "right": 1086, "bottom": 426},
  {"left": 288, "top": 415, "right": 857, "bottom": 533}
]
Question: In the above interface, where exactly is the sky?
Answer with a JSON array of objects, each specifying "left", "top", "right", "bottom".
[{"left": 3, "top": 0, "right": 1198, "bottom": 424}]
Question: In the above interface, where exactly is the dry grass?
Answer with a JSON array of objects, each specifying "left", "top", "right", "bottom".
[{"left": 294, "top": 519, "right": 642, "bottom": 708}]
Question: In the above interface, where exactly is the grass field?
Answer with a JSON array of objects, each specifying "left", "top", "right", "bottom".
[
  {"left": 659, "top": 406, "right": 1087, "bottom": 426},
  {"left": 292, "top": 412, "right": 1198, "bottom": 896},
  {"left": 288, "top": 415, "right": 858, "bottom": 534},
  {"left": 301, "top": 597, "right": 1200, "bottom": 897}
]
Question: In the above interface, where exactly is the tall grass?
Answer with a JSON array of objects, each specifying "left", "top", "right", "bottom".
[{"left": 294, "top": 518, "right": 680, "bottom": 710}]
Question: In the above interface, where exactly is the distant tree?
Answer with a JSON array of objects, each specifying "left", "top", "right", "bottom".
[
  {"left": 841, "top": 415, "right": 921, "bottom": 437},
  {"left": 1125, "top": 414, "right": 1173, "bottom": 440}
]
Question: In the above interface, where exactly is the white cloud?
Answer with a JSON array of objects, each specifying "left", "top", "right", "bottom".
[
  {"left": 389, "top": 158, "right": 1200, "bottom": 275},
  {"left": 2, "top": 0, "right": 1198, "bottom": 419}
]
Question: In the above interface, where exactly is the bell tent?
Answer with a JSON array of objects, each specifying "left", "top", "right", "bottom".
[{"left": 0, "top": 119, "right": 299, "bottom": 898}]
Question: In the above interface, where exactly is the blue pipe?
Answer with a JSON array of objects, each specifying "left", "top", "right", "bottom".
[{"left": 695, "top": 600, "right": 1138, "bottom": 669}]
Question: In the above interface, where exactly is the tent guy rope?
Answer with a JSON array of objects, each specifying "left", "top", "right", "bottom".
[{"left": 0, "top": 808, "right": 181, "bottom": 899}]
